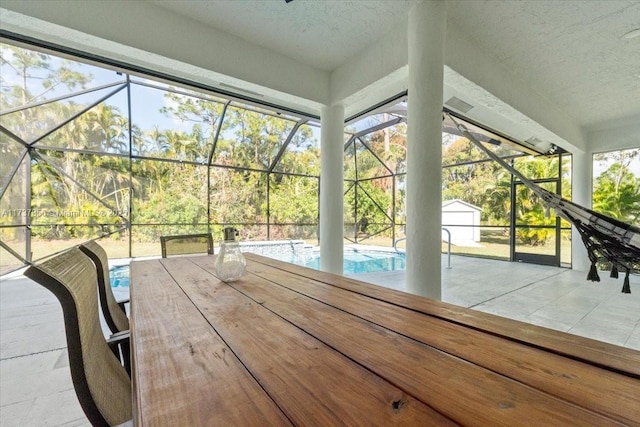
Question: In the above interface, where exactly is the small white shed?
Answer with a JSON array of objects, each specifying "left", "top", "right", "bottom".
[{"left": 442, "top": 199, "right": 482, "bottom": 243}]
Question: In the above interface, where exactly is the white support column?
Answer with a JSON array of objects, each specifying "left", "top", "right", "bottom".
[
  {"left": 406, "top": 0, "right": 447, "bottom": 299},
  {"left": 320, "top": 104, "right": 345, "bottom": 274},
  {"left": 571, "top": 150, "right": 591, "bottom": 272}
]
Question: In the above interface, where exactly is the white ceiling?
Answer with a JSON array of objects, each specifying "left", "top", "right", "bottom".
[
  {"left": 1, "top": 0, "right": 639, "bottom": 153},
  {"left": 447, "top": 0, "right": 640, "bottom": 132},
  {"left": 149, "top": 0, "right": 640, "bottom": 131},
  {"left": 149, "top": 0, "right": 416, "bottom": 72}
]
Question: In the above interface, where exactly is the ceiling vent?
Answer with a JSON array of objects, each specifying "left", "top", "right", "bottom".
[
  {"left": 525, "top": 137, "right": 553, "bottom": 154},
  {"left": 445, "top": 96, "right": 474, "bottom": 113},
  {"left": 219, "top": 82, "right": 264, "bottom": 98}
]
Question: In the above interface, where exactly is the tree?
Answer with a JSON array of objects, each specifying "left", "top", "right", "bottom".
[
  {"left": 343, "top": 121, "right": 405, "bottom": 239},
  {"left": 0, "top": 45, "right": 91, "bottom": 108},
  {"left": 344, "top": 179, "right": 392, "bottom": 238},
  {"left": 1, "top": 42, "right": 323, "bottom": 254},
  {"left": 442, "top": 137, "right": 508, "bottom": 224},
  {"left": 269, "top": 174, "right": 319, "bottom": 239},
  {"left": 593, "top": 153, "right": 640, "bottom": 225},
  {"left": 0, "top": 45, "right": 110, "bottom": 242},
  {"left": 159, "top": 91, "right": 223, "bottom": 163}
]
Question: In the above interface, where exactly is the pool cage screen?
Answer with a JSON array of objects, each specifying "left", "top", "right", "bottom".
[{"left": 2, "top": 39, "right": 574, "bottom": 275}]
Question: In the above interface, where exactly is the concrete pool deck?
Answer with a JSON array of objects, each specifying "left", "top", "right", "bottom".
[{"left": 1, "top": 254, "right": 638, "bottom": 426}]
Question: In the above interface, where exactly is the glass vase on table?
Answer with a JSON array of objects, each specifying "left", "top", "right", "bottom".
[{"left": 214, "top": 227, "right": 246, "bottom": 281}]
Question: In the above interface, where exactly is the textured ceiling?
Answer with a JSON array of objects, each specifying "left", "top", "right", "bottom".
[
  {"left": 150, "top": 0, "right": 640, "bottom": 134},
  {"left": 149, "top": 0, "right": 416, "bottom": 72},
  {"left": 446, "top": 0, "right": 640, "bottom": 131}
]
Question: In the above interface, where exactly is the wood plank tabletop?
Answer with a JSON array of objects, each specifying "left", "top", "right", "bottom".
[{"left": 130, "top": 253, "right": 640, "bottom": 426}]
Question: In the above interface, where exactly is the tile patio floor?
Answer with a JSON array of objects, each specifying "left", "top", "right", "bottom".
[{"left": 1, "top": 255, "right": 638, "bottom": 426}]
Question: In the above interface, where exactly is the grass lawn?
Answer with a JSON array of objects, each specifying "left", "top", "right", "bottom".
[
  {"left": 352, "top": 228, "right": 571, "bottom": 264},
  {"left": 1, "top": 228, "right": 572, "bottom": 275}
]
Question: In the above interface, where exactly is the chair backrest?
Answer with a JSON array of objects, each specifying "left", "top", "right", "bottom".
[
  {"left": 24, "top": 249, "right": 132, "bottom": 427},
  {"left": 79, "top": 240, "right": 129, "bottom": 334},
  {"left": 160, "top": 233, "right": 214, "bottom": 258}
]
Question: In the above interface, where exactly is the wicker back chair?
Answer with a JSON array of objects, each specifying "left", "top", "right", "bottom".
[
  {"left": 160, "top": 233, "right": 214, "bottom": 258},
  {"left": 24, "top": 249, "right": 132, "bottom": 427},
  {"left": 79, "top": 240, "right": 129, "bottom": 333}
]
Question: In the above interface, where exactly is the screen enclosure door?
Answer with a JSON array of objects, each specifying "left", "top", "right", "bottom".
[{"left": 511, "top": 180, "right": 561, "bottom": 266}]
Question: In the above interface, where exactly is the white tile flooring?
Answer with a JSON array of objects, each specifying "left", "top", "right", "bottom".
[
  {"left": 355, "top": 255, "right": 640, "bottom": 349},
  {"left": 1, "top": 255, "right": 638, "bottom": 426}
]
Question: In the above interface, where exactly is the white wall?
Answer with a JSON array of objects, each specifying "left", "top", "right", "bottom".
[
  {"left": 442, "top": 203, "right": 481, "bottom": 242},
  {"left": 587, "top": 117, "right": 640, "bottom": 153}
]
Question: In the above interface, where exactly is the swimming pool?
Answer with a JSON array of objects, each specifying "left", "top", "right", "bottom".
[
  {"left": 108, "top": 248, "right": 406, "bottom": 288},
  {"left": 280, "top": 249, "right": 406, "bottom": 275},
  {"left": 109, "top": 265, "right": 130, "bottom": 287}
]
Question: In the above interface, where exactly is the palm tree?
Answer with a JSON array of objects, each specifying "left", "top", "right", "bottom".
[{"left": 593, "top": 163, "right": 640, "bottom": 224}]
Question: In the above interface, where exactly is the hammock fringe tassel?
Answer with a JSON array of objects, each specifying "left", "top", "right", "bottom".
[
  {"left": 610, "top": 264, "right": 619, "bottom": 279},
  {"left": 587, "top": 263, "right": 600, "bottom": 282},
  {"left": 622, "top": 269, "right": 631, "bottom": 294}
]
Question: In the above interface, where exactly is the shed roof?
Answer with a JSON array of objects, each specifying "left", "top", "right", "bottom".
[{"left": 442, "top": 199, "right": 482, "bottom": 212}]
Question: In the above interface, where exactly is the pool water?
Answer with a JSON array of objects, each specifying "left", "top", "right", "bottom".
[
  {"left": 109, "top": 265, "right": 131, "bottom": 301},
  {"left": 109, "top": 265, "right": 130, "bottom": 287},
  {"left": 288, "top": 250, "right": 406, "bottom": 275},
  {"left": 107, "top": 250, "right": 405, "bottom": 289}
]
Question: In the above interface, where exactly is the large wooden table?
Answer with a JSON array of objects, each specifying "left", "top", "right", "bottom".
[{"left": 130, "top": 253, "right": 640, "bottom": 426}]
